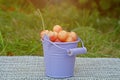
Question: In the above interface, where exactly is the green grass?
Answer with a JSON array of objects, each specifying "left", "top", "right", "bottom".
[{"left": 0, "top": 3, "right": 120, "bottom": 57}]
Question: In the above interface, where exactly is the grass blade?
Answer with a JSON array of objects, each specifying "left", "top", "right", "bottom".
[{"left": 0, "top": 31, "right": 4, "bottom": 48}]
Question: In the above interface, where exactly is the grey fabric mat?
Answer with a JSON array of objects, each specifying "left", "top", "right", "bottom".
[{"left": 0, "top": 56, "right": 120, "bottom": 80}]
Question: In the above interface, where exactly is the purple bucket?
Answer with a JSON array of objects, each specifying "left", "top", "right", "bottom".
[{"left": 41, "top": 35, "right": 87, "bottom": 78}]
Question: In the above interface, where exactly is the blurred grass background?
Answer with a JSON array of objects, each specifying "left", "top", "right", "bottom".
[{"left": 0, "top": 0, "right": 120, "bottom": 57}]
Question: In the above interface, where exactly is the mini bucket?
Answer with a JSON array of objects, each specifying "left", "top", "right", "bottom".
[{"left": 41, "top": 35, "right": 87, "bottom": 78}]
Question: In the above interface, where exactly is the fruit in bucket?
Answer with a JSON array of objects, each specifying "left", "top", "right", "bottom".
[
  {"left": 40, "top": 30, "right": 49, "bottom": 39},
  {"left": 40, "top": 25, "right": 78, "bottom": 42},
  {"left": 65, "top": 32, "right": 77, "bottom": 42},
  {"left": 58, "top": 30, "right": 69, "bottom": 42},
  {"left": 70, "top": 32, "right": 78, "bottom": 41},
  {"left": 53, "top": 25, "right": 62, "bottom": 33},
  {"left": 65, "top": 35, "right": 74, "bottom": 42},
  {"left": 47, "top": 31, "right": 58, "bottom": 42}
]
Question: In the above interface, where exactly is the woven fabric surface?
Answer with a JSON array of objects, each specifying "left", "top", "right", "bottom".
[{"left": 0, "top": 56, "right": 120, "bottom": 80}]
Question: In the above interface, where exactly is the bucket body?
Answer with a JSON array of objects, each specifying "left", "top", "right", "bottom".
[{"left": 42, "top": 37, "right": 80, "bottom": 78}]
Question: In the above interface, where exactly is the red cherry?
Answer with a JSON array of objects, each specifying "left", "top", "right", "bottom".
[
  {"left": 58, "top": 30, "right": 69, "bottom": 42},
  {"left": 70, "top": 31, "right": 78, "bottom": 41},
  {"left": 40, "top": 30, "right": 49, "bottom": 39},
  {"left": 65, "top": 36, "right": 74, "bottom": 42},
  {"left": 53, "top": 25, "right": 62, "bottom": 33},
  {"left": 48, "top": 31, "right": 58, "bottom": 42}
]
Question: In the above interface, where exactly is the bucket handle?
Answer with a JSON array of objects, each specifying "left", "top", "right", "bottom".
[
  {"left": 67, "top": 38, "right": 87, "bottom": 56},
  {"left": 43, "top": 35, "right": 87, "bottom": 56}
]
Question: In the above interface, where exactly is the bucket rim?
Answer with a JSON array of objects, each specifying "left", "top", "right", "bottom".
[{"left": 41, "top": 35, "right": 84, "bottom": 47}]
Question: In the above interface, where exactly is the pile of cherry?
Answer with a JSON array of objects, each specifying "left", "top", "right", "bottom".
[{"left": 40, "top": 25, "right": 78, "bottom": 42}]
